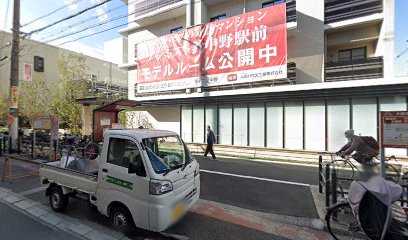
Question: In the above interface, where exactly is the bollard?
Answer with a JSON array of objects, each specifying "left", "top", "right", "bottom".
[
  {"left": 8, "top": 137, "right": 12, "bottom": 154},
  {"left": 325, "top": 162, "right": 330, "bottom": 207},
  {"left": 331, "top": 167, "right": 338, "bottom": 206},
  {"left": 17, "top": 136, "right": 21, "bottom": 154},
  {"left": 319, "top": 155, "right": 323, "bottom": 193}
]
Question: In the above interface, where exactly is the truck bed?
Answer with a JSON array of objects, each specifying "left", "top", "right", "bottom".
[{"left": 39, "top": 161, "right": 98, "bottom": 195}]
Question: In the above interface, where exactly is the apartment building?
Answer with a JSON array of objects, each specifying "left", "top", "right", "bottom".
[
  {"left": 120, "top": 0, "right": 408, "bottom": 156},
  {"left": 0, "top": 31, "right": 128, "bottom": 99}
]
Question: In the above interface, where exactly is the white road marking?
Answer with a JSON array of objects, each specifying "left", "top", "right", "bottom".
[{"left": 200, "top": 169, "right": 310, "bottom": 187}]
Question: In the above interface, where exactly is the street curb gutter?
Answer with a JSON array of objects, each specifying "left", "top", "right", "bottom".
[{"left": 0, "top": 187, "right": 131, "bottom": 240}]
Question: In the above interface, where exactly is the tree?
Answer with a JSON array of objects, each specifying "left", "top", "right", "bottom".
[
  {"left": 118, "top": 111, "right": 154, "bottom": 129},
  {"left": 19, "top": 73, "right": 52, "bottom": 126},
  {"left": 0, "top": 90, "right": 8, "bottom": 127},
  {"left": 51, "top": 54, "right": 89, "bottom": 133}
]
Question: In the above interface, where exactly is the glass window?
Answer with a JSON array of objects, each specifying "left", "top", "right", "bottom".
[
  {"left": 249, "top": 103, "right": 265, "bottom": 147},
  {"left": 193, "top": 106, "right": 204, "bottom": 143},
  {"left": 108, "top": 138, "right": 141, "bottom": 168},
  {"left": 234, "top": 104, "right": 248, "bottom": 146},
  {"left": 304, "top": 100, "right": 326, "bottom": 151},
  {"left": 352, "top": 98, "right": 377, "bottom": 138},
  {"left": 338, "top": 47, "right": 366, "bottom": 61},
  {"left": 284, "top": 101, "right": 303, "bottom": 149},
  {"left": 266, "top": 102, "right": 283, "bottom": 148},
  {"left": 205, "top": 105, "right": 218, "bottom": 139},
  {"left": 327, "top": 99, "right": 350, "bottom": 151},
  {"left": 262, "top": 0, "right": 284, "bottom": 8},
  {"left": 181, "top": 106, "right": 192, "bottom": 142},
  {"left": 210, "top": 14, "right": 227, "bottom": 22},
  {"left": 143, "top": 135, "right": 193, "bottom": 174},
  {"left": 379, "top": 96, "right": 407, "bottom": 156},
  {"left": 219, "top": 104, "right": 232, "bottom": 145},
  {"left": 170, "top": 26, "right": 183, "bottom": 33}
]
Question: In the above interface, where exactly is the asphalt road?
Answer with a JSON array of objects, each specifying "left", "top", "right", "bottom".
[
  {"left": 0, "top": 201, "right": 83, "bottom": 240},
  {"left": 1, "top": 155, "right": 322, "bottom": 240}
]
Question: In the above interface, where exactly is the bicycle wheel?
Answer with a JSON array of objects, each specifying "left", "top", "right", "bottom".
[
  {"left": 326, "top": 201, "right": 369, "bottom": 240},
  {"left": 333, "top": 160, "right": 355, "bottom": 180},
  {"left": 384, "top": 163, "right": 400, "bottom": 183}
]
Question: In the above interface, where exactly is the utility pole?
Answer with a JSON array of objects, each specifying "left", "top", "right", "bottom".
[{"left": 8, "top": 0, "right": 20, "bottom": 150}]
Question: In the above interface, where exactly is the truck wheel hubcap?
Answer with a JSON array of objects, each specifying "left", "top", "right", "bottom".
[
  {"left": 114, "top": 213, "right": 127, "bottom": 227},
  {"left": 52, "top": 193, "right": 60, "bottom": 206}
]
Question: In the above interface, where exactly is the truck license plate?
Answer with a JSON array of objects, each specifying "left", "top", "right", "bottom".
[{"left": 171, "top": 202, "right": 185, "bottom": 221}]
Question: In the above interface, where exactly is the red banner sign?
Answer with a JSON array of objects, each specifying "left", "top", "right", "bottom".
[{"left": 135, "top": 4, "right": 287, "bottom": 93}]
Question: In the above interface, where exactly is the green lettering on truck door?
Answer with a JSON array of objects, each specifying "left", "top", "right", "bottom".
[{"left": 106, "top": 175, "right": 133, "bottom": 190}]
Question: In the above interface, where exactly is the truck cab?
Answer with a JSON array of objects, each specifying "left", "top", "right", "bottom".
[{"left": 40, "top": 129, "right": 200, "bottom": 232}]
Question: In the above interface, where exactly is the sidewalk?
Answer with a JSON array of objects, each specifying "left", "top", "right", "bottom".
[{"left": 0, "top": 198, "right": 83, "bottom": 240}]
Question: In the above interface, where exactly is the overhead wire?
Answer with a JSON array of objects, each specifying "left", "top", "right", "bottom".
[
  {"left": 21, "top": 0, "right": 85, "bottom": 27},
  {"left": 38, "top": 0, "right": 139, "bottom": 40},
  {"left": 24, "top": 0, "right": 112, "bottom": 37}
]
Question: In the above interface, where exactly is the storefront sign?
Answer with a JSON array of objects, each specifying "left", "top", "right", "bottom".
[
  {"left": 100, "top": 118, "right": 111, "bottom": 126},
  {"left": 135, "top": 3, "right": 287, "bottom": 93},
  {"left": 23, "top": 63, "right": 33, "bottom": 82},
  {"left": 381, "top": 111, "right": 408, "bottom": 148}
]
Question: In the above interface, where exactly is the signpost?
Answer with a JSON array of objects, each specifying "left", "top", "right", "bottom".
[
  {"left": 33, "top": 116, "right": 59, "bottom": 161},
  {"left": 379, "top": 111, "right": 408, "bottom": 176}
]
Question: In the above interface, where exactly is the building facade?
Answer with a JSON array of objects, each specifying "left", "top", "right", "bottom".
[
  {"left": 120, "top": 0, "right": 408, "bottom": 156},
  {"left": 0, "top": 30, "right": 128, "bottom": 99}
]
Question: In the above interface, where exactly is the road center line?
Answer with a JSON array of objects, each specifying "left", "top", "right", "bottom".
[{"left": 199, "top": 169, "right": 310, "bottom": 187}]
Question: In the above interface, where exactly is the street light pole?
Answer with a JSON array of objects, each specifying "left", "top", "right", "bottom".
[{"left": 8, "top": 0, "right": 20, "bottom": 150}]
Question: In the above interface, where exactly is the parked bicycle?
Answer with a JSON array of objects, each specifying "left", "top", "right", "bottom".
[{"left": 326, "top": 176, "right": 408, "bottom": 240}]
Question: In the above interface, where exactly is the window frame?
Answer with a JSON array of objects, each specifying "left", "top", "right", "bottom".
[
  {"left": 170, "top": 26, "right": 184, "bottom": 33},
  {"left": 210, "top": 14, "right": 227, "bottom": 22},
  {"left": 262, "top": 0, "right": 285, "bottom": 8},
  {"left": 338, "top": 47, "right": 367, "bottom": 61},
  {"left": 107, "top": 137, "right": 141, "bottom": 168}
]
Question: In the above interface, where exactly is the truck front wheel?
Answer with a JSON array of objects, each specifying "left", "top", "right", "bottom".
[
  {"left": 49, "top": 186, "right": 69, "bottom": 212},
  {"left": 111, "top": 206, "right": 134, "bottom": 233}
]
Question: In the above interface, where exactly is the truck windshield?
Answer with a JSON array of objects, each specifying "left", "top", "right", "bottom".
[{"left": 142, "top": 135, "right": 192, "bottom": 174}]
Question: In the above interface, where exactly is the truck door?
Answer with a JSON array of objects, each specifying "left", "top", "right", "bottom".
[{"left": 98, "top": 135, "right": 150, "bottom": 229}]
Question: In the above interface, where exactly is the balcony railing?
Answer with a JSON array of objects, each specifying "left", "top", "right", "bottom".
[
  {"left": 133, "top": 0, "right": 183, "bottom": 19},
  {"left": 286, "top": 0, "right": 296, "bottom": 23},
  {"left": 325, "top": 57, "right": 383, "bottom": 82},
  {"left": 325, "top": 0, "right": 383, "bottom": 24}
]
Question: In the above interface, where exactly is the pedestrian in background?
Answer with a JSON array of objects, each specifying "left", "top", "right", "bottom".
[{"left": 204, "top": 125, "right": 216, "bottom": 160}]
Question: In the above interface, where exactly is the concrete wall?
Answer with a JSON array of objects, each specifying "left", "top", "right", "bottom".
[{"left": 0, "top": 30, "right": 128, "bottom": 91}]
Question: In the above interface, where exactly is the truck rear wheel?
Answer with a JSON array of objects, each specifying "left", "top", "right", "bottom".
[
  {"left": 49, "top": 186, "right": 69, "bottom": 212},
  {"left": 111, "top": 206, "right": 134, "bottom": 234}
]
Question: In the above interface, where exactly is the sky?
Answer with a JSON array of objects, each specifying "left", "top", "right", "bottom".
[
  {"left": 0, "top": 0, "right": 128, "bottom": 60},
  {"left": 0, "top": 0, "right": 407, "bottom": 74}
]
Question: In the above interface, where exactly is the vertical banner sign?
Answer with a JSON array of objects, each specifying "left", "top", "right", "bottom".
[
  {"left": 381, "top": 111, "right": 408, "bottom": 148},
  {"left": 23, "top": 63, "right": 33, "bottom": 82},
  {"left": 135, "top": 4, "right": 287, "bottom": 93},
  {"left": 51, "top": 117, "right": 59, "bottom": 140},
  {"left": 9, "top": 86, "right": 19, "bottom": 109}
]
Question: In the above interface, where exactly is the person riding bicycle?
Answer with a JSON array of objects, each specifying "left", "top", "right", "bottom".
[{"left": 337, "top": 129, "right": 379, "bottom": 165}]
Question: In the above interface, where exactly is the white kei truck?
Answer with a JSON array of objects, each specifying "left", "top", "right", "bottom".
[{"left": 39, "top": 129, "right": 200, "bottom": 233}]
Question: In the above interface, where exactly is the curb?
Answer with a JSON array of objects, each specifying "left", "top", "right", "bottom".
[{"left": 0, "top": 187, "right": 131, "bottom": 240}]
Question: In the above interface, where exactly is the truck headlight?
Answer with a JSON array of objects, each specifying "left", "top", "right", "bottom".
[
  {"left": 149, "top": 179, "right": 173, "bottom": 195},
  {"left": 194, "top": 163, "right": 200, "bottom": 176}
]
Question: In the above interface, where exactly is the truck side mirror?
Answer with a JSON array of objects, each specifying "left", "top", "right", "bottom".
[{"left": 128, "top": 157, "right": 146, "bottom": 177}]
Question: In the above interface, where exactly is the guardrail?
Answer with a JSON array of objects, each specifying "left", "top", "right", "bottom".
[
  {"left": 1, "top": 153, "right": 44, "bottom": 183},
  {"left": 318, "top": 156, "right": 338, "bottom": 207}
]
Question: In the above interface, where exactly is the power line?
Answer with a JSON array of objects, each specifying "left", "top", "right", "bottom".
[
  {"left": 21, "top": 0, "right": 85, "bottom": 28},
  {"left": 24, "top": 0, "right": 112, "bottom": 37},
  {"left": 38, "top": 0, "right": 138, "bottom": 40},
  {"left": 51, "top": 0, "right": 204, "bottom": 45}
]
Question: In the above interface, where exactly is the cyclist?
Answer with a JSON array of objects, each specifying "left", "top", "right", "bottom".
[{"left": 336, "top": 129, "right": 379, "bottom": 165}]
